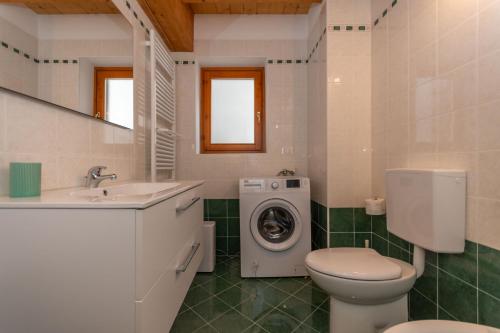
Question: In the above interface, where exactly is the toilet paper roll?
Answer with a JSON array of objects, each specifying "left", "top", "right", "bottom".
[{"left": 365, "top": 198, "right": 386, "bottom": 216}]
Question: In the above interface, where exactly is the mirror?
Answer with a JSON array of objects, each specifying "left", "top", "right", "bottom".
[{"left": 0, "top": 3, "right": 134, "bottom": 129}]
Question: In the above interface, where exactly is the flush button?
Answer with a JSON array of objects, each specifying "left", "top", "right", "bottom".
[{"left": 271, "top": 182, "right": 279, "bottom": 190}]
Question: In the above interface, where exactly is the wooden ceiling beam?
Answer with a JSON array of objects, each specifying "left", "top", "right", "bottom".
[{"left": 136, "top": 0, "right": 194, "bottom": 52}]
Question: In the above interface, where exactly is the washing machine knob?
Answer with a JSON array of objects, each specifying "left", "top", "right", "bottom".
[{"left": 271, "top": 182, "right": 279, "bottom": 190}]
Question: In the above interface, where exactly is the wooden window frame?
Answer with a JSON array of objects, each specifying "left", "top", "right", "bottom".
[
  {"left": 93, "top": 67, "right": 133, "bottom": 120},
  {"left": 200, "top": 67, "right": 265, "bottom": 154}
]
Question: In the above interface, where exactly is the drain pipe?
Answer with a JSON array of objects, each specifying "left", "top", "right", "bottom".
[{"left": 413, "top": 245, "right": 425, "bottom": 278}]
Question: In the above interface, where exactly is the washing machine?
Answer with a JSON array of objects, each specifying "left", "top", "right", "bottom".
[{"left": 240, "top": 177, "right": 311, "bottom": 277}]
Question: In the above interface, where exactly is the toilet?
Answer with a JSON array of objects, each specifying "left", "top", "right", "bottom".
[
  {"left": 306, "top": 248, "right": 416, "bottom": 332},
  {"left": 385, "top": 320, "right": 500, "bottom": 333},
  {"left": 305, "top": 169, "right": 467, "bottom": 333}
]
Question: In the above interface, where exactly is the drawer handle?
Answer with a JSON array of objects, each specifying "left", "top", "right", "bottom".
[
  {"left": 176, "top": 196, "right": 200, "bottom": 213},
  {"left": 176, "top": 242, "right": 200, "bottom": 273}
]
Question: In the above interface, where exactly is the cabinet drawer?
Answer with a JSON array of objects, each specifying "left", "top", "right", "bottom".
[
  {"left": 136, "top": 227, "right": 204, "bottom": 333},
  {"left": 136, "top": 186, "right": 204, "bottom": 299}
]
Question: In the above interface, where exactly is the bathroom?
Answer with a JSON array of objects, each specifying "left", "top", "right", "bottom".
[{"left": 0, "top": 0, "right": 498, "bottom": 332}]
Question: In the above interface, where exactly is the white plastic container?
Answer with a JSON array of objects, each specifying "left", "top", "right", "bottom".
[{"left": 197, "top": 221, "right": 215, "bottom": 272}]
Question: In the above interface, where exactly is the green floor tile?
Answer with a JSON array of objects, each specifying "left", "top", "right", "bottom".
[
  {"left": 217, "top": 286, "right": 251, "bottom": 306},
  {"left": 194, "top": 324, "right": 219, "bottom": 333},
  {"left": 278, "top": 295, "right": 317, "bottom": 321},
  {"left": 211, "top": 309, "right": 253, "bottom": 333},
  {"left": 171, "top": 309, "right": 207, "bottom": 333},
  {"left": 192, "top": 296, "right": 231, "bottom": 323},
  {"left": 272, "top": 277, "right": 306, "bottom": 294},
  {"left": 201, "top": 276, "right": 233, "bottom": 295},
  {"left": 260, "top": 285, "right": 290, "bottom": 307},
  {"left": 293, "top": 323, "right": 321, "bottom": 333},
  {"left": 174, "top": 256, "right": 329, "bottom": 333},
  {"left": 193, "top": 273, "right": 216, "bottom": 287},
  {"left": 238, "top": 279, "right": 270, "bottom": 296},
  {"left": 304, "top": 308, "right": 329, "bottom": 333},
  {"left": 184, "top": 285, "right": 213, "bottom": 307},
  {"left": 257, "top": 308, "right": 301, "bottom": 333},
  {"left": 235, "top": 296, "right": 274, "bottom": 321},
  {"left": 243, "top": 324, "right": 269, "bottom": 333},
  {"left": 294, "top": 284, "right": 328, "bottom": 307}
]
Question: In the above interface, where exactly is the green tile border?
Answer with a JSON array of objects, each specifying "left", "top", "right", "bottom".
[{"left": 371, "top": 214, "right": 500, "bottom": 328}]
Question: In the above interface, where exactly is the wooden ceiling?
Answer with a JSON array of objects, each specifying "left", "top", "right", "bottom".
[
  {"left": 0, "top": 0, "right": 119, "bottom": 14},
  {"left": 183, "top": 0, "right": 321, "bottom": 15}
]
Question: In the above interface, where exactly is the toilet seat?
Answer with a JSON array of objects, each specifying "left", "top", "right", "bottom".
[{"left": 305, "top": 248, "right": 402, "bottom": 281}]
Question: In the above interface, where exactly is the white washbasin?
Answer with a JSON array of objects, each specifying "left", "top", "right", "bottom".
[
  {"left": 71, "top": 182, "right": 181, "bottom": 201},
  {"left": 385, "top": 320, "right": 500, "bottom": 333}
]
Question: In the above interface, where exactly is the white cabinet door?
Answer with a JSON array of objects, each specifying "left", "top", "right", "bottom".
[
  {"left": 0, "top": 209, "right": 136, "bottom": 333},
  {"left": 135, "top": 186, "right": 204, "bottom": 333},
  {"left": 136, "top": 227, "right": 204, "bottom": 333}
]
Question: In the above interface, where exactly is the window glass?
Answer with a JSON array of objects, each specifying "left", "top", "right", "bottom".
[
  {"left": 211, "top": 79, "right": 255, "bottom": 144},
  {"left": 105, "top": 78, "right": 134, "bottom": 129}
]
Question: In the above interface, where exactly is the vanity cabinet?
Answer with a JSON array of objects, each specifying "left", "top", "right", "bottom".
[{"left": 0, "top": 184, "right": 204, "bottom": 333}]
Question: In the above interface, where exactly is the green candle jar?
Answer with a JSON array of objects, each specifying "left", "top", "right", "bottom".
[{"left": 9, "top": 162, "right": 42, "bottom": 198}]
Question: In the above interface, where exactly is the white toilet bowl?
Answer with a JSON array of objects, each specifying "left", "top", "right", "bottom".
[
  {"left": 305, "top": 247, "right": 417, "bottom": 333},
  {"left": 385, "top": 320, "right": 500, "bottom": 333}
]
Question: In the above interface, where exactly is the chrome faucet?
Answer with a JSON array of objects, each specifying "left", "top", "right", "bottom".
[
  {"left": 85, "top": 166, "right": 117, "bottom": 188},
  {"left": 277, "top": 169, "right": 296, "bottom": 177}
]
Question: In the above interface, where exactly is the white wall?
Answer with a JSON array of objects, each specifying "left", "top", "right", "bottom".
[
  {"left": 175, "top": 15, "right": 309, "bottom": 198},
  {"left": 194, "top": 14, "right": 309, "bottom": 40},
  {"left": 307, "top": 4, "right": 328, "bottom": 206},
  {"left": 38, "top": 14, "right": 132, "bottom": 40},
  {"left": 326, "top": 0, "right": 372, "bottom": 208},
  {"left": 371, "top": 0, "right": 500, "bottom": 250}
]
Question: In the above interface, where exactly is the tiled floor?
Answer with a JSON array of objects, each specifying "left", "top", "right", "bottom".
[{"left": 171, "top": 256, "right": 329, "bottom": 333}]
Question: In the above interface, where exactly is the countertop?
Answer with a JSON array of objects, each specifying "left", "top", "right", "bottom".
[{"left": 0, "top": 180, "right": 204, "bottom": 209}]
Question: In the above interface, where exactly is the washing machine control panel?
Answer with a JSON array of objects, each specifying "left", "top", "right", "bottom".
[{"left": 240, "top": 177, "right": 310, "bottom": 193}]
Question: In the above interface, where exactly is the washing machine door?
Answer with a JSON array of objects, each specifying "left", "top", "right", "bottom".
[{"left": 250, "top": 198, "right": 302, "bottom": 252}]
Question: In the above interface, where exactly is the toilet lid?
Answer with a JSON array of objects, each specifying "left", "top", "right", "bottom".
[{"left": 305, "top": 248, "right": 402, "bottom": 281}]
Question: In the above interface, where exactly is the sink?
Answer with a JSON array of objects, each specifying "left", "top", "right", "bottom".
[{"left": 71, "top": 182, "right": 181, "bottom": 201}]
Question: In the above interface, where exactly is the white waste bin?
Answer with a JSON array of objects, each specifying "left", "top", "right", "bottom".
[{"left": 197, "top": 221, "right": 215, "bottom": 272}]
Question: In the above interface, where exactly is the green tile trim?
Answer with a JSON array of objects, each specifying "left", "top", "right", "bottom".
[{"left": 370, "top": 214, "right": 500, "bottom": 328}]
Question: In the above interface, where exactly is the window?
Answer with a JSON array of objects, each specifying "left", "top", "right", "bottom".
[
  {"left": 94, "top": 67, "right": 133, "bottom": 128},
  {"left": 201, "top": 67, "right": 265, "bottom": 153}
]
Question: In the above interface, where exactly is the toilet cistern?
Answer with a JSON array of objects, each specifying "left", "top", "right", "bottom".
[
  {"left": 385, "top": 169, "right": 467, "bottom": 278},
  {"left": 85, "top": 166, "right": 117, "bottom": 188}
]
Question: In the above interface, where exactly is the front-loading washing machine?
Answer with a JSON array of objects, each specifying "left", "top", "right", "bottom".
[{"left": 240, "top": 177, "right": 311, "bottom": 277}]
